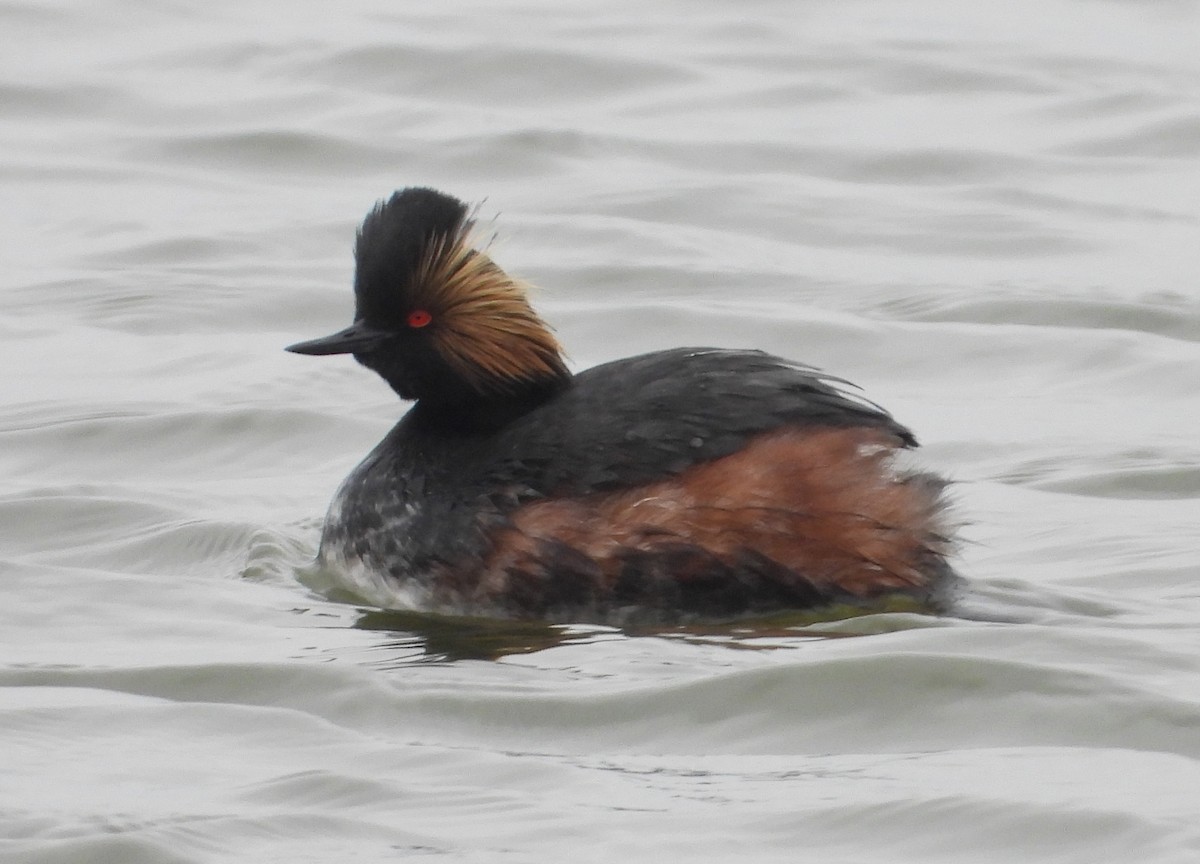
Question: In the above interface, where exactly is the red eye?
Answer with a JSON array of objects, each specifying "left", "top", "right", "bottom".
[{"left": 407, "top": 309, "right": 433, "bottom": 328}]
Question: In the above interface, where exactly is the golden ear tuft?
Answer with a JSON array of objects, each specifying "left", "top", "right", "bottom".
[{"left": 411, "top": 225, "right": 569, "bottom": 392}]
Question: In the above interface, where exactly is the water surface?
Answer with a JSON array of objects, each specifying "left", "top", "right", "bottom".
[{"left": 3, "top": 1, "right": 1200, "bottom": 861}]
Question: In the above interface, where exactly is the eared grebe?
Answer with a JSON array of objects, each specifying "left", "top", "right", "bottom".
[{"left": 288, "top": 188, "right": 956, "bottom": 625}]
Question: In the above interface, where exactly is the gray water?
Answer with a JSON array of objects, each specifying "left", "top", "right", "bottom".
[{"left": 3, "top": 1, "right": 1200, "bottom": 862}]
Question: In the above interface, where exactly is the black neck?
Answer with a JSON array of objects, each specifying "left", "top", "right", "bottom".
[{"left": 407, "top": 374, "right": 572, "bottom": 435}]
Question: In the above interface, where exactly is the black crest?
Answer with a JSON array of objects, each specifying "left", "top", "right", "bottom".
[{"left": 353, "top": 188, "right": 470, "bottom": 327}]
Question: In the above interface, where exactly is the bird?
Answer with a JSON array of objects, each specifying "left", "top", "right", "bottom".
[{"left": 287, "top": 187, "right": 956, "bottom": 626}]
